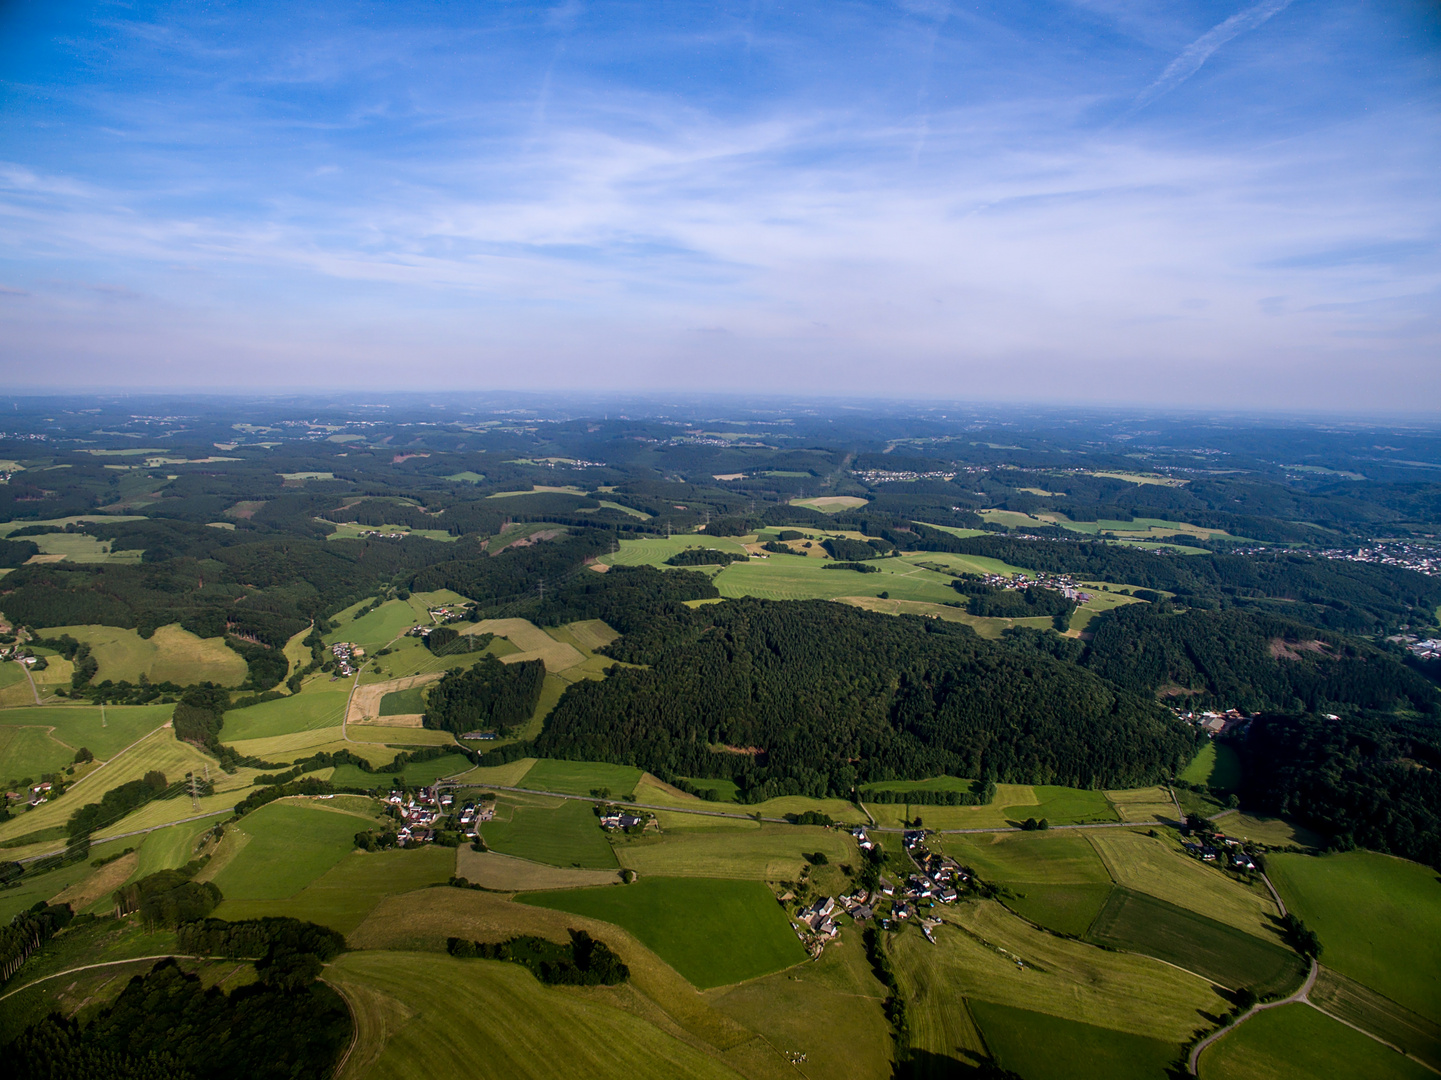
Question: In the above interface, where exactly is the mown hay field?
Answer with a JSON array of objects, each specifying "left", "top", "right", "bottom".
[
  {"left": 1267, "top": 851, "right": 1441, "bottom": 1021},
  {"left": 520, "top": 876, "right": 807, "bottom": 989},
  {"left": 945, "top": 830, "right": 1116, "bottom": 937},
  {"left": 520, "top": 758, "right": 643, "bottom": 796},
  {"left": 601, "top": 534, "right": 751, "bottom": 568},
  {"left": 971, "top": 1000, "right": 1181, "bottom": 1080},
  {"left": 455, "top": 848, "right": 624, "bottom": 891},
  {"left": 221, "top": 688, "right": 351, "bottom": 741},
  {"left": 868, "top": 783, "right": 1039, "bottom": 830},
  {"left": 207, "top": 798, "right": 380, "bottom": 900},
  {"left": 1102, "top": 786, "right": 1176, "bottom": 824},
  {"left": 0, "top": 723, "right": 75, "bottom": 785},
  {"left": 901, "top": 898, "right": 1223, "bottom": 1043},
  {"left": 0, "top": 702, "right": 172, "bottom": 762},
  {"left": 1084, "top": 829, "right": 1279, "bottom": 938},
  {"left": 1213, "top": 811, "right": 1323, "bottom": 849},
  {"left": 325, "top": 950, "right": 746, "bottom": 1080},
  {"left": 1086, "top": 888, "right": 1305, "bottom": 996},
  {"left": 481, "top": 793, "right": 619, "bottom": 869},
  {"left": 1308, "top": 967, "right": 1441, "bottom": 1071},
  {"left": 712, "top": 556, "right": 960, "bottom": 605},
  {"left": 43, "top": 623, "right": 248, "bottom": 686},
  {"left": 1197, "top": 1002, "right": 1432, "bottom": 1080}
]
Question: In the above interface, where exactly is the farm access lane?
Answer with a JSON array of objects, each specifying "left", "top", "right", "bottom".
[{"left": 1188, "top": 963, "right": 1320, "bottom": 1075}]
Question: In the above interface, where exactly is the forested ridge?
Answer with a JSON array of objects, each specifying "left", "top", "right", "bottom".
[{"left": 537, "top": 599, "right": 1197, "bottom": 797}]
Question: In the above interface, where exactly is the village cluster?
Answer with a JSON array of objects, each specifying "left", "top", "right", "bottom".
[
  {"left": 329, "top": 641, "right": 362, "bottom": 678},
  {"left": 384, "top": 785, "right": 493, "bottom": 846},
  {"left": 1182, "top": 832, "right": 1258, "bottom": 872},
  {"left": 1315, "top": 541, "right": 1439, "bottom": 578},
  {"left": 785, "top": 827, "right": 970, "bottom": 956},
  {"left": 976, "top": 570, "right": 1093, "bottom": 604},
  {"left": 1172, "top": 707, "right": 1251, "bottom": 736}
]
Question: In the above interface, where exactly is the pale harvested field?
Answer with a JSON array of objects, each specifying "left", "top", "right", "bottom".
[
  {"left": 455, "top": 848, "right": 624, "bottom": 890},
  {"left": 789, "top": 496, "right": 869, "bottom": 512},
  {"left": 49, "top": 851, "right": 139, "bottom": 912},
  {"left": 465, "top": 619, "right": 585, "bottom": 672},
  {"left": 1105, "top": 786, "right": 1178, "bottom": 823},
  {"left": 346, "top": 671, "right": 445, "bottom": 725}
]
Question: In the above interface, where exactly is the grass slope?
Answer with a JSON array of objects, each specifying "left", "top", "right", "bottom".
[
  {"left": 613, "top": 823, "right": 853, "bottom": 881},
  {"left": 520, "top": 876, "right": 806, "bottom": 989},
  {"left": 43, "top": 624, "right": 248, "bottom": 686},
  {"left": 1180, "top": 742, "right": 1243, "bottom": 792},
  {"left": 481, "top": 794, "right": 619, "bottom": 869},
  {"left": 971, "top": 1000, "right": 1181, "bottom": 1080},
  {"left": 208, "top": 799, "right": 377, "bottom": 900},
  {"left": 1086, "top": 888, "right": 1305, "bottom": 996},
  {"left": 329, "top": 752, "right": 471, "bottom": 789},
  {"left": 521, "top": 758, "right": 644, "bottom": 796},
  {"left": 220, "top": 690, "right": 350, "bottom": 741},
  {"left": 1266, "top": 851, "right": 1441, "bottom": 1021},
  {"left": 1197, "top": 1003, "right": 1432, "bottom": 1080},
  {"left": 945, "top": 831, "right": 1115, "bottom": 937}
]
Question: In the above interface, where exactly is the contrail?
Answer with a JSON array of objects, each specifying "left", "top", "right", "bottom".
[{"left": 1132, "top": 0, "right": 1293, "bottom": 112}]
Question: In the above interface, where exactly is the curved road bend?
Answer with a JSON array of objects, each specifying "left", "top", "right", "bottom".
[{"left": 1187, "top": 960, "right": 1318, "bottom": 1075}]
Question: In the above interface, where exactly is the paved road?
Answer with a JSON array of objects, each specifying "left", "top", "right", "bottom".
[{"left": 1187, "top": 959, "right": 1318, "bottom": 1074}]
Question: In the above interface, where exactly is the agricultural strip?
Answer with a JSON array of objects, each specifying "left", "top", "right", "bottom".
[
  {"left": 1086, "top": 888, "right": 1305, "bottom": 996},
  {"left": 612, "top": 823, "right": 853, "bottom": 881},
  {"left": 944, "top": 831, "right": 1115, "bottom": 937},
  {"left": 519, "top": 758, "right": 643, "bottom": 796},
  {"left": 206, "top": 799, "right": 379, "bottom": 901},
  {"left": 41, "top": 623, "right": 248, "bottom": 686},
  {"left": 454, "top": 848, "right": 624, "bottom": 891},
  {"left": 520, "top": 876, "right": 807, "bottom": 989}
]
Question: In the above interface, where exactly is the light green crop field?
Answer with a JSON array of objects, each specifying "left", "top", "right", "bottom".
[
  {"left": 21, "top": 531, "right": 144, "bottom": 564},
  {"left": 219, "top": 689, "right": 350, "bottom": 741},
  {"left": 214, "top": 846, "right": 454, "bottom": 933},
  {"left": 41, "top": 624, "right": 249, "bottom": 686},
  {"left": 709, "top": 923, "right": 896, "bottom": 1080},
  {"left": 1180, "top": 742, "right": 1243, "bottom": 792},
  {"left": 520, "top": 876, "right": 807, "bottom": 989},
  {"left": 0, "top": 703, "right": 172, "bottom": 763},
  {"left": 971, "top": 1000, "right": 1181, "bottom": 1080},
  {"left": 1005, "top": 785, "right": 1120, "bottom": 826},
  {"left": 1087, "top": 888, "right": 1305, "bottom": 997},
  {"left": 330, "top": 752, "right": 472, "bottom": 789},
  {"left": 325, "top": 950, "right": 744, "bottom": 1080},
  {"left": 946, "top": 831, "right": 1116, "bottom": 937},
  {"left": 1267, "top": 851, "right": 1441, "bottom": 1020},
  {"left": 1198, "top": 1003, "right": 1432, "bottom": 1080},
  {"left": 378, "top": 685, "right": 427, "bottom": 715},
  {"left": 208, "top": 799, "right": 378, "bottom": 900},
  {"left": 520, "top": 758, "right": 644, "bottom": 796},
  {"left": 482, "top": 794, "right": 619, "bottom": 869},
  {"left": 894, "top": 899, "right": 1222, "bottom": 1042},
  {"left": 612, "top": 822, "right": 853, "bottom": 880},
  {"left": 602, "top": 534, "right": 751, "bottom": 567},
  {"left": 712, "top": 555, "right": 960, "bottom": 604},
  {"left": 1103, "top": 786, "right": 1178, "bottom": 824},
  {"left": 867, "top": 783, "right": 1040, "bottom": 830},
  {"left": 1308, "top": 968, "right": 1441, "bottom": 1071},
  {"left": 453, "top": 756, "right": 539, "bottom": 788},
  {"left": 127, "top": 817, "right": 214, "bottom": 881},
  {"left": 860, "top": 775, "right": 980, "bottom": 796},
  {"left": 1084, "top": 830, "right": 1279, "bottom": 938}
]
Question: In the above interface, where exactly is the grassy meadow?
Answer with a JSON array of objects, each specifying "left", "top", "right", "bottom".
[
  {"left": 41, "top": 624, "right": 249, "bottom": 686},
  {"left": 612, "top": 822, "right": 853, "bottom": 881},
  {"left": 521, "top": 758, "right": 644, "bottom": 796},
  {"left": 1180, "top": 741, "right": 1243, "bottom": 791},
  {"left": 481, "top": 793, "right": 619, "bottom": 869},
  {"left": 1266, "top": 851, "right": 1441, "bottom": 1020},
  {"left": 329, "top": 752, "right": 472, "bottom": 789},
  {"left": 945, "top": 830, "right": 1115, "bottom": 937},
  {"left": 1197, "top": 1003, "right": 1432, "bottom": 1080},
  {"left": 971, "top": 1000, "right": 1181, "bottom": 1080},
  {"left": 206, "top": 799, "right": 380, "bottom": 900},
  {"left": 520, "top": 876, "right": 807, "bottom": 989}
]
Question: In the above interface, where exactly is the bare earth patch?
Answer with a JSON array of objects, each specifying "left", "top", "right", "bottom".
[
  {"left": 49, "top": 851, "right": 139, "bottom": 912},
  {"left": 464, "top": 619, "right": 584, "bottom": 672},
  {"left": 1269, "top": 638, "right": 1332, "bottom": 661},
  {"left": 346, "top": 671, "right": 446, "bottom": 726}
]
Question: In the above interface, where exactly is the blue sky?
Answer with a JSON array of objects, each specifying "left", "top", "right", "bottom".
[{"left": 0, "top": 0, "right": 1437, "bottom": 409}]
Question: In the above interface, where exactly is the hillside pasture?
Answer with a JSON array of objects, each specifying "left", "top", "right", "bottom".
[
  {"left": 0, "top": 723, "right": 75, "bottom": 785},
  {"left": 455, "top": 848, "right": 624, "bottom": 891},
  {"left": 40, "top": 623, "right": 248, "bottom": 686},
  {"left": 1102, "top": 786, "right": 1177, "bottom": 824},
  {"left": 601, "top": 534, "right": 751, "bottom": 568},
  {"left": 1308, "top": 968, "right": 1441, "bottom": 1072},
  {"left": 897, "top": 899, "right": 1222, "bottom": 1042},
  {"left": 468, "top": 618, "right": 585, "bottom": 672},
  {"left": 1084, "top": 829, "right": 1280, "bottom": 937},
  {"left": 945, "top": 830, "right": 1115, "bottom": 937},
  {"left": 1180, "top": 742, "right": 1243, "bottom": 792},
  {"left": 520, "top": 758, "right": 643, "bottom": 796},
  {"left": 1011, "top": 785, "right": 1120, "bottom": 826},
  {"left": 481, "top": 793, "right": 619, "bottom": 869},
  {"left": 1266, "top": 851, "right": 1441, "bottom": 1021},
  {"left": 378, "top": 684, "right": 428, "bottom": 715},
  {"left": 214, "top": 846, "right": 454, "bottom": 933},
  {"left": 1212, "top": 811, "right": 1323, "bottom": 849},
  {"left": 1086, "top": 887, "right": 1305, "bottom": 996},
  {"left": 329, "top": 752, "right": 471, "bottom": 789},
  {"left": 220, "top": 689, "right": 350, "bottom": 741},
  {"left": 325, "top": 949, "right": 745, "bottom": 1080},
  {"left": 971, "top": 1000, "right": 1181, "bottom": 1080},
  {"left": 520, "top": 876, "right": 807, "bottom": 989},
  {"left": 868, "top": 783, "right": 1038, "bottom": 830},
  {"left": 789, "top": 496, "right": 869, "bottom": 512},
  {"left": 207, "top": 798, "right": 379, "bottom": 900},
  {"left": 0, "top": 703, "right": 172, "bottom": 762},
  {"left": 1197, "top": 1002, "right": 1432, "bottom": 1080}
]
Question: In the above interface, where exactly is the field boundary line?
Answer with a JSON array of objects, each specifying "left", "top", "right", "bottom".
[
  {"left": 321, "top": 975, "right": 363, "bottom": 1079},
  {"left": 0, "top": 953, "right": 225, "bottom": 1003},
  {"left": 16, "top": 808, "right": 231, "bottom": 864}
]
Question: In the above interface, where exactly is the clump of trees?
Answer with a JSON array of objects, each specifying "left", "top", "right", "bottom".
[
  {"left": 424, "top": 656, "right": 545, "bottom": 735},
  {"left": 447, "top": 929, "right": 629, "bottom": 986},
  {"left": 665, "top": 547, "right": 748, "bottom": 566}
]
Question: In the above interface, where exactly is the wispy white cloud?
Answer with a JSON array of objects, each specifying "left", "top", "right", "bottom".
[{"left": 1131, "top": 0, "right": 1293, "bottom": 112}]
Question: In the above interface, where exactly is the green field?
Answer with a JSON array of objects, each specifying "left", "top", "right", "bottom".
[
  {"left": 40, "top": 624, "right": 249, "bottom": 686},
  {"left": 330, "top": 752, "right": 471, "bottom": 789},
  {"left": 860, "top": 775, "right": 980, "bottom": 796},
  {"left": 1005, "top": 785, "right": 1119, "bottom": 826},
  {"left": 207, "top": 799, "right": 378, "bottom": 900},
  {"left": 127, "top": 818, "right": 214, "bottom": 881},
  {"left": 481, "top": 795, "right": 619, "bottom": 869},
  {"left": 378, "top": 686, "right": 428, "bottom": 715},
  {"left": 1267, "top": 851, "right": 1441, "bottom": 1020},
  {"left": 520, "top": 758, "right": 644, "bottom": 796},
  {"left": 713, "top": 554, "right": 961, "bottom": 604},
  {"left": 1198, "top": 1003, "right": 1432, "bottom": 1080},
  {"left": 219, "top": 690, "right": 350, "bottom": 741},
  {"left": 214, "top": 846, "right": 454, "bottom": 933},
  {"left": 1216, "top": 811, "right": 1323, "bottom": 849},
  {"left": 1087, "top": 888, "right": 1305, "bottom": 996},
  {"left": 971, "top": 1000, "right": 1181, "bottom": 1080},
  {"left": 0, "top": 723, "right": 75, "bottom": 784},
  {"left": 945, "top": 831, "right": 1116, "bottom": 936},
  {"left": 1309, "top": 967, "right": 1441, "bottom": 1071},
  {"left": 1180, "top": 742, "right": 1243, "bottom": 792},
  {"left": 0, "top": 703, "right": 173, "bottom": 766},
  {"left": 326, "top": 949, "right": 743, "bottom": 1080},
  {"left": 520, "top": 876, "right": 806, "bottom": 989},
  {"left": 602, "top": 534, "right": 751, "bottom": 567},
  {"left": 613, "top": 822, "right": 852, "bottom": 881}
]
